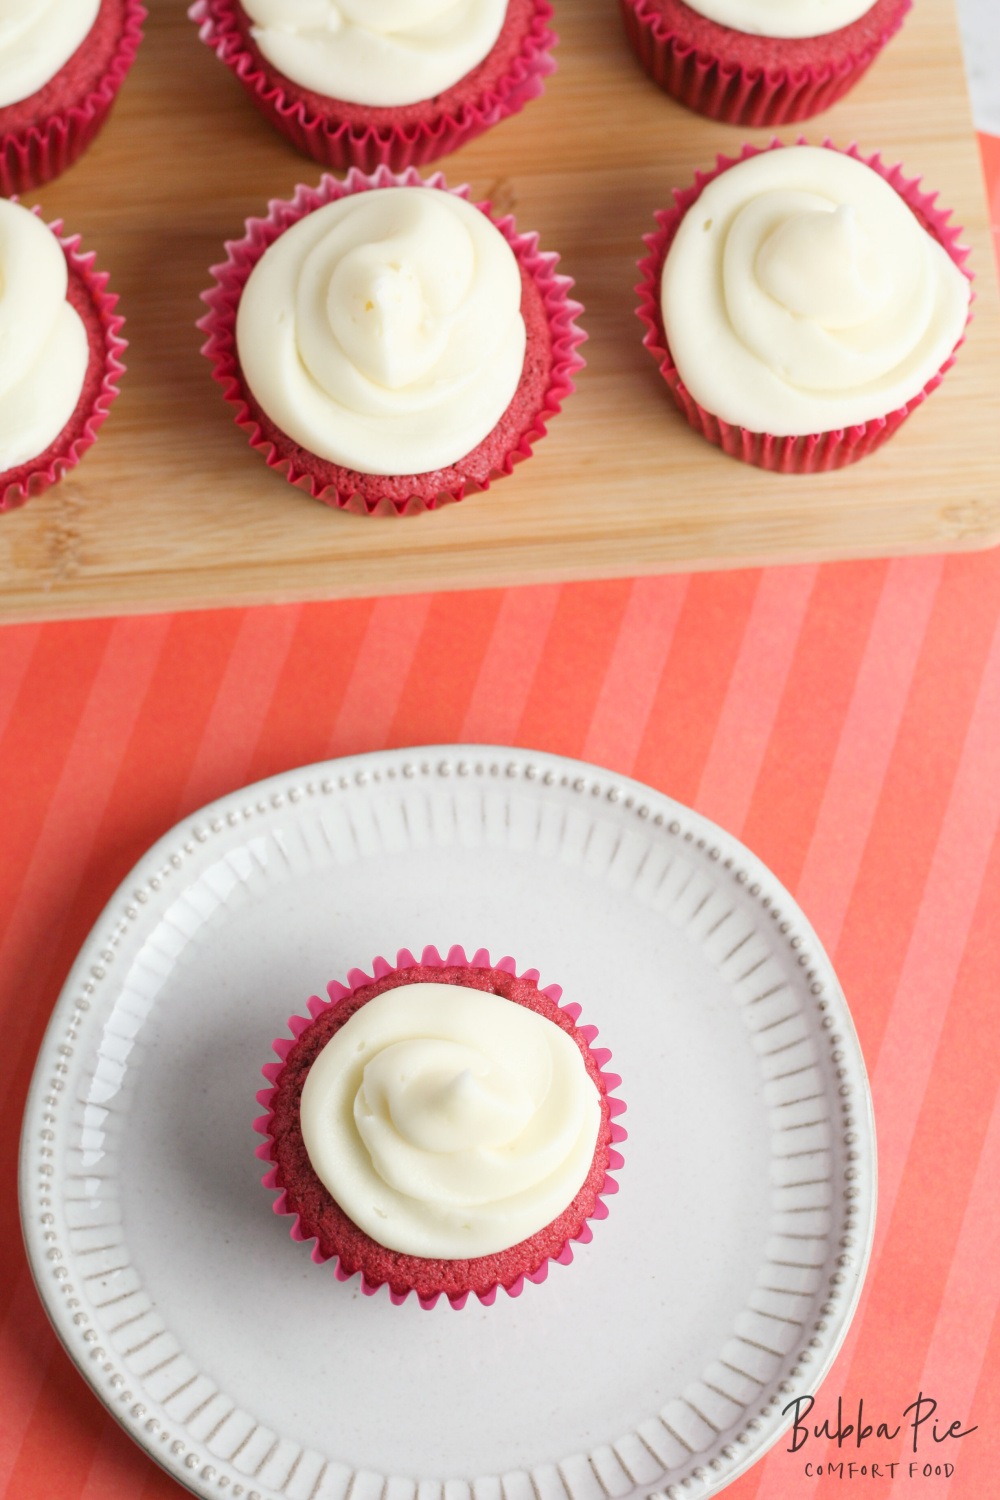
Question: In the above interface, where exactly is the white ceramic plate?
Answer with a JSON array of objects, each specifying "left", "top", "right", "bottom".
[{"left": 20, "top": 747, "right": 875, "bottom": 1500}]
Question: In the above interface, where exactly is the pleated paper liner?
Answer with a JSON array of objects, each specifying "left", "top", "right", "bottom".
[{"left": 618, "top": 0, "right": 910, "bottom": 126}]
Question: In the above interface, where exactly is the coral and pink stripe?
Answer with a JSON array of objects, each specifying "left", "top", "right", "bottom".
[{"left": 0, "top": 132, "right": 998, "bottom": 1500}]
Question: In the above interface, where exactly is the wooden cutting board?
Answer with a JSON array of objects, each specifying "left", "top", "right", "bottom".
[{"left": 1, "top": 0, "right": 997, "bottom": 622}]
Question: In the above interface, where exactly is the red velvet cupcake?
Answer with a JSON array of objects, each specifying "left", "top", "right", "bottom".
[
  {"left": 636, "top": 141, "right": 972, "bottom": 473},
  {"left": 198, "top": 167, "right": 585, "bottom": 517},
  {"left": 190, "top": 0, "right": 555, "bottom": 172},
  {"left": 0, "top": 0, "right": 145, "bottom": 195},
  {"left": 255, "top": 946, "right": 626, "bottom": 1310},
  {"left": 1, "top": 204, "right": 125, "bottom": 513},
  {"left": 619, "top": 0, "right": 910, "bottom": 126}
]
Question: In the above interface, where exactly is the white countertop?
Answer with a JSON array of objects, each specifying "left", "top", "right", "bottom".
[{"left": 958, "top": 0, "right": 1000, "bottom": 135}]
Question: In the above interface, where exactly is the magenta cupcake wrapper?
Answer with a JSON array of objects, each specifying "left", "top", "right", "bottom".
[
  {"left": 189, "top": 0, "right": 556, "bottom": 172},
  {"left": 1, "top": 212, "right": 126, "bottom": 513},
  {"left": 635, "top": 139, "right": 973, "bottom": 475},
  {"left": 198, "top": 166, "right": 586, "bottom": 517},
  {"left": 0, "top": 0, "right": 146, "bottom": 195},
  {"left": 254, "top": 944, "right": 626, "bottom": 1310},
  {"left": 618, "top": 0, "right": 909, "bottom": 126}
]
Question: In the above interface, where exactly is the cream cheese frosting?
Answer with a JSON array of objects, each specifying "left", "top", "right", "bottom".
[
  {"left": 680, "top": 0, "right": 876, "bottom": 40},
  {"left": 661, "top": 147, "right": 970, "bottom": 436},
  {"left": 299, "top": 982, "right": 603, "bottom": 1258},
  {"left": 236, "top": 186, "right": 526, "bottom": 475},
  {"left": 0, "top": 0, "right": 101, "bottom": 108},
  {"left": 0, "top": 200, "right": 89, "bottom": 473},
  {"left": 240, "top": 0, "right": 508, "bottom": 107}
]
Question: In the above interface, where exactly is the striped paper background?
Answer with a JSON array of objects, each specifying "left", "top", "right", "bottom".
[{"left": 2, "top": 140, "right": 999, "bottom": 1500}]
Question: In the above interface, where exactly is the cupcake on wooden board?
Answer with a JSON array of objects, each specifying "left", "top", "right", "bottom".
[
  {"left": 619, "top": 0, "right": 910, "bottom": 126},
  {"left": 0, "top": 0, "right": 145, "bottom": 194},
  {"left": 636, "top": 142, "right": 972, "bottom": 473},
  {"left": 199, "top": 167, "right": 585, "bottom": 516},
  {"left": 190, "top": 0, "right": 556, "bottom": 171},
  {"left": 255, "top": 946, "right": 626, "bottom": 1309},
  {"left": 0, "top": 199, "right": 125, "bottom": 513}
]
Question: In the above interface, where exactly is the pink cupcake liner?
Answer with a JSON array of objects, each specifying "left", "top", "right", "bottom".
[
  {"left": 198, "top": 166, "right": 586, "bottom": 517},
  {"left": 1, "top": 211, "right": 126, "bottom": 513},
  {"left": 189, "top": 0, "right": 556, "bottom": 172},
  {"left": 0, "top": 0, "right": 146, "bottom": 195},
  {"left": 254, "top": 944, "right": 626, "bottom": 1310},
  {"left": 635, "top": 139, "right": 973, "bottom": 474},
  {"left": 618, "top": 0, "right": 909, "bottom": 126}
]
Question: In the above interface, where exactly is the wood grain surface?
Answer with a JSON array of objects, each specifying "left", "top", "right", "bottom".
[{"left": 2, "top": 0, "right": 998, "bottom": 622}]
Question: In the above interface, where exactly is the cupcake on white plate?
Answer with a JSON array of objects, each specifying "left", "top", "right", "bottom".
[{"left": 256, "top": 946, "right": 626, "bottom": 1309}]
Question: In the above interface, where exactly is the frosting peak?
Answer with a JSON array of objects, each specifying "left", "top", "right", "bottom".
[
  {"left": 359, "top": 1039, "right": 538, "bottom": 1157},
  {"left": 325, "top": 192, "right": 476, "bottom": 389},
  {"left": 754, "top": 204, "right": 892, "bottom": 328}
]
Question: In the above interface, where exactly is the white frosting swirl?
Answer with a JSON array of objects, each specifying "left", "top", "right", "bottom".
[
  {"left": 236, "top": 187, "right": 526, "bottom": 475},
  {"left": 241, "top": 0, "right": 508, "bottom": 107},
  {"left": 0, "top": 0, "right": 101, "bottom": 107},
  {"left": 299, "top": 982, "right": 603, "bottom": 1258},
  {"left": 0, "top": 200, "right": 89, "bottom": 473},
  {"left": 681, "top": 0, "right": 875, "bottom": 39},
  {"left": 661, "top": 147, "right": 970, "bottom": 436}
]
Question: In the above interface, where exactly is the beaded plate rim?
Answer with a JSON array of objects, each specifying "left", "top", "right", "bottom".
[{"left": 19, "top": 745, "right": 877, "bottom": 1500}]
